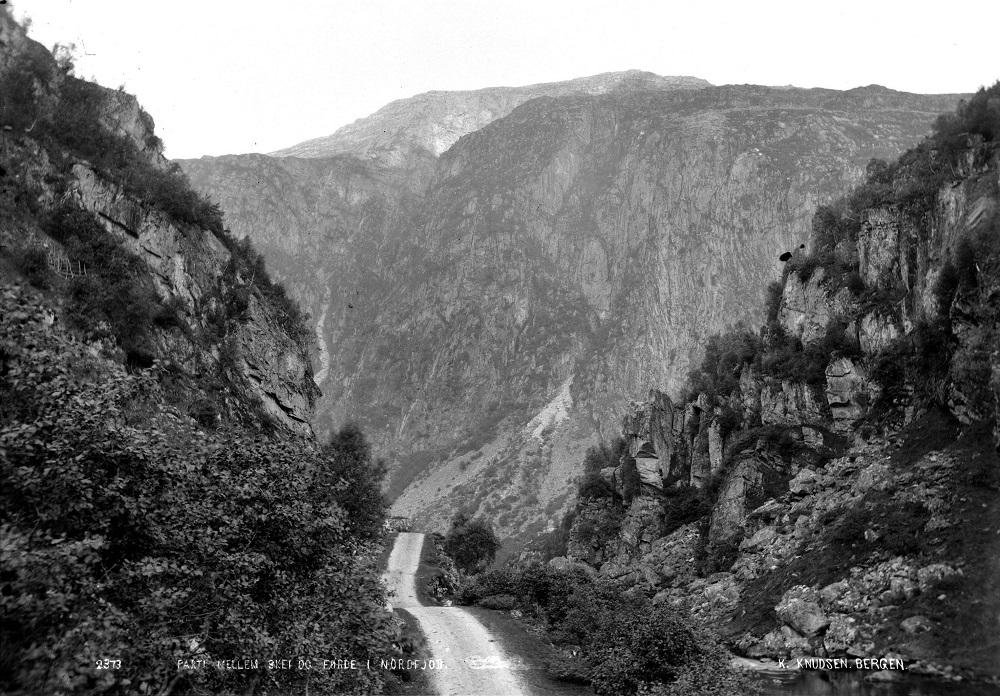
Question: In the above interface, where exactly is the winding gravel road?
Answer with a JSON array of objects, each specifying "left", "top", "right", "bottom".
[{"left": 384, "top": 532, "right": 528, "bottom": 696}]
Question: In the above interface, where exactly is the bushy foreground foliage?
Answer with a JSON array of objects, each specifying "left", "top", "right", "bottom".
[
  {"left": 459, "top": 562, "right": 757, "bottom": 695},
  {"left": 0, "top": 286, "right": 395, "bottom": 696}
]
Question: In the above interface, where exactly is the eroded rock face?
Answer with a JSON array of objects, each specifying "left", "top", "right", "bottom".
[
  {"left": 779, "top": 267, "right": 855, "bottom": 343},
  {"left": 709, "top": 450, "right": 791, "bottom": 545},
  {"left": 760, "top": 380, "right": 827, "bottom": 426},
  {"left": 66, "top": 164, "right": 317, "bottom": 435},
  {"left": 621, "top": 389, "right": 677, "bottom": 487},
  {"left": 859, "top": 311, "right": 901, "bottom": 353},
  {"left": 824, "top": 357, "right": 876, "bottom": 430}
]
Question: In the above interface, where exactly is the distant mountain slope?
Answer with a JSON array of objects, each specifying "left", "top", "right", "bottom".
[
  {"left": 182, "top": 81, "right": 964, "bottom": 547},
  {"left": 269, "top": 70, "right": 710, "bottom": 161}
]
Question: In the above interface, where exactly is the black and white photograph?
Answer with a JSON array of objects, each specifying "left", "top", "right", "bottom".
[{"left": 1, "top": 1, "right": 999, "bottom": 694}]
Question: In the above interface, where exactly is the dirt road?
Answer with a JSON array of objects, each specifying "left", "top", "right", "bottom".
[{"left": 384, "top": 532, "right": 528, "bottom": 696}]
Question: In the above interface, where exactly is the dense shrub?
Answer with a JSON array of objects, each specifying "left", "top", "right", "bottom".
[
  {"left": 322, "top": 423, "right": 389, "bottom": 543},
  {"left": 15, "top": 246, "right": 50, "bottom": 288},
  {"left": 870, "top": 319, "right": 953, "bottom": 408},
  {"left": 764, "top": 280, "right": 784, "bottom": 321},
  {"left": 618, "top": 458, "right": 640, "bottom": 506},
  {"left": 538, "top": 509, "right": 575, "bottom": 561},
  {"left": 660, "top": 485, "right": 709, "bottom": 535},
  {"left": 577, "top": 438, "right": 626, "bottom": 500},
  {"left": 758, "top": 318, "right": 859, "bottom": 386},
  {"left": 0, "top": 286, "right": 395, "bottom": 696},
  {"left": 217, "top": 232, "right": 310, "bottom": 342},
  {"left": 686, "top": 327, "right": 761, "bottom": 399},
  {"left": 645, "top": 657, "right": 762, "bottom": 696},
  {"left": 587, "top": 605, "right": 704, "bottom": 696},
  {"left": 443, "top": 514, "right": 500, "bottom": 573},
  {"left": 458, "top": 560, "right": 754, "bottom": 695},
  {"left": 933, "top": 81, "right": 1000, "bottom": 153}
]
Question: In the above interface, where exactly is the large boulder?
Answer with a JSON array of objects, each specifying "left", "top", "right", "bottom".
[{"left": 775, "top": 585, "right": 830, "bottom": 637}]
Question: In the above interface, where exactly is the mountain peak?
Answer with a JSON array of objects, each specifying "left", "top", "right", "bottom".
[{"left": 269, "top": 71, "right": 712, "bottom": 160}]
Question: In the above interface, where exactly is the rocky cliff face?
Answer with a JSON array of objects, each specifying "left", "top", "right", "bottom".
[
  {"left": 0, "top": 12, "right": 317, "bottom": 435},
  {"left": 559, "top": 127, "right": 1000, "bottom": 678},
  {"left": 182, "top": 78, "right": 963, "bottom": 546}
]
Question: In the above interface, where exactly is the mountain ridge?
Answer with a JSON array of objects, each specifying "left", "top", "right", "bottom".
[
  {"left": 182, "top": 80, "right": 967, "bottom": 551},
  {"left": 268, "top": 70, "right": 712, "bottom": 160}
]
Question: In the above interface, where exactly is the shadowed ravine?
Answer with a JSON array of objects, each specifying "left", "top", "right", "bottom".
[{"left": 384, "top": 532, "right": 529, "bottom": 696}]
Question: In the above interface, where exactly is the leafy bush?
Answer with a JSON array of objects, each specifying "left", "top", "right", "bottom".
[
  {"left": 217, "top": 231, "right": 310, "bottom": 343},
  {"left": 870, "top": 319, "right": 953, "bottom": 408},
  {"left": 764, "top": 280, "right": 784, "bottom": 321},
  {"left": 538, "top": 509, "right": 575, "bottom": 561},
  {"left": 586, "top": 603, "right": 704, "bottom": 695},
  {"left": 15, "top": 246, "right": 50, "bottom": 288},
  {"left": 0, "top": 286, "right": 395, "bottom": 696},
  {"left": 577, "top": 438, "right": 626, "bottom": 500},
  {"left": 621, "top": 454, "right": 642, "bottom": 504},
  {"left": 459, "top": 560, "right": 753, "bottom": 695},
  {"left": 579, "top": 471, "right": 616, "bottom": 499},
  {"left": 686, "top": 327, "right": 761, "bottom": 400},
  {"left": 660, "top": 485, "right": 709, "bottom": 535},
  {"left": 444, "top": 514, "right": 500, "bottom": 573},
  {"left": 478, "top": 594, "right": 518, "bottom": 610},
  {"left": 644, "top": 656, "right": 762, "bottom": 696},
  {"left": 758, "top": 317, "right": 858, "bottom": 386},
  {"left": 322, "top": 423, "right": 389, "bottom": 543},
  {"left": 933, "top": 81, "right": 1000, "bottom": 153}
]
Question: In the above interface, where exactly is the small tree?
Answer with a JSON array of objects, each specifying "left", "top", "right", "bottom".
[
  {"left": 322, "top": 423, "right": 388, "bottom": 543},
  {"left": 444, "top": 514, "right": 500, "bottom": 573}
]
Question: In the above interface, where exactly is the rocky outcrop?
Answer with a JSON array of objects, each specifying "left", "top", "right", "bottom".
[
  {"left": 621, "top": 390, "right": 679, "bottom": 487},
  {"left": 759, "top": 379, "right": 828, "bottom": 426},
  {"left": 708, "top": 449, "right": 792, "bottom": 546},
  {"left": 824, "top": 357, "right": 877, "bottom": 431},
  {"left": 63, "top": 162, "right": 317, "bottom": 434},
  {"left": 778, "top": 267, "right": 855, "bottom": 343},
  {"left": 0, "top": 19, "right": 318, "bottom": 436},
  {"left": 562, "top": 110, "right": 999, "bottom": 679}
]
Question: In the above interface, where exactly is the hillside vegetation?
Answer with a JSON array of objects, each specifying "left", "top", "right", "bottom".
[{"left": 0, "top": 12, "right": 399, "bottom": 695}]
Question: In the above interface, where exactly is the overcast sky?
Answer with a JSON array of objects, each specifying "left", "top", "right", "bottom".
[{"left": 14, "top": 0, "right": 1000, "bottom": 160}]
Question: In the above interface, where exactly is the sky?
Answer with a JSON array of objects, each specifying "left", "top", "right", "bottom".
[{"left": 13, "top": 0, "right": 1000, "bottom": 160}]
